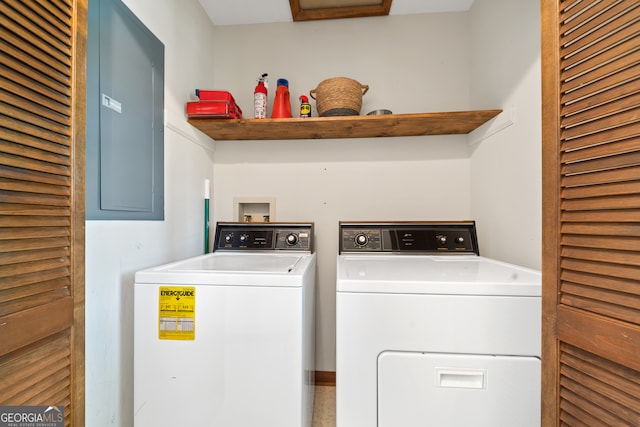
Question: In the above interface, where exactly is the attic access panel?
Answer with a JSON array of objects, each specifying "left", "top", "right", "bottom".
[{"left": 290, "top": 0, "right": 392, "bottom": 21}]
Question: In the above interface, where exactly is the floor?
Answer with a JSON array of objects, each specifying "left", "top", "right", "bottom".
[{"left": 312, "top": 386, "right": 336, "bottom": 427}]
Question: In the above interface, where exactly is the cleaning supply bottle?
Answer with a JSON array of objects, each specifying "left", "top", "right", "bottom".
[
  {"left": 271, "top": 78, "right": 292, "bottom": 118},
  {"left": 254, "top": 73, "right": 268, "bottom": 119},
  {"left": 299, "top": 95, "right": 311, "bottom": 118}
]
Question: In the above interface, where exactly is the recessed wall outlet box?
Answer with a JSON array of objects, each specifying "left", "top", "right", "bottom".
[{"left": 234, "top": 197, "right": 276, "bottom": 223}]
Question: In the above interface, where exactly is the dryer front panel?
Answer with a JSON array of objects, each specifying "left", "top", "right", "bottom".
[{"left": 378, "top": 351, "right": 541, "bottom": 427}]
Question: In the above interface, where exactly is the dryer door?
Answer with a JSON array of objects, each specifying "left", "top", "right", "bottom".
[{"left": 378, "top": 351, "right": 540, "bottom": 427}]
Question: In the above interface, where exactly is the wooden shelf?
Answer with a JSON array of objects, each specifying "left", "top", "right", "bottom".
[{"left": 187, "top": 109, "right": 502, "bottom": 141}]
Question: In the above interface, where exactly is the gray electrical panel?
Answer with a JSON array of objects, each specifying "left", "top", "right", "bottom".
[{"left": 87, "top": 0, "right": 164, "bottom": 220}]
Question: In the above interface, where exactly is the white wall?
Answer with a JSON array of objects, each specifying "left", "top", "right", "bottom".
[
  {"left": 468, "top": 0, "right": 542, "bottom": 269},
  {"left": 84, "top": 1, "right": 216, "bottom": 426},
  {"left": 210, "top": 14, "right": 474, "bottom": 373}
]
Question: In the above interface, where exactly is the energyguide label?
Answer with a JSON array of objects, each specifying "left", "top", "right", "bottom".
[{"left": 158, "top": 286, "right": 195, "bottom": 340}]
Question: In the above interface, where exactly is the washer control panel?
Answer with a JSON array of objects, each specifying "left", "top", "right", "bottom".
[
  {"left": 339, "top": 221, "right": 479, "bottom": 255},
  {"left": 214, "top": 222, "right": 313, "bottom": 252}
]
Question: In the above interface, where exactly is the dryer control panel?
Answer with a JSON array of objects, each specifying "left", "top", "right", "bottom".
[
  {"left": 214, "top": 222, "right": 314, "bottom": 252},
  {"left": 339, "top": 221, "right": 479, "bottom": 255}
]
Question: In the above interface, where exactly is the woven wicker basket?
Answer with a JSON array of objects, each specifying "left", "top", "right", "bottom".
[{"left": 310, "top": 77, "right": 369, "bottom": 117}]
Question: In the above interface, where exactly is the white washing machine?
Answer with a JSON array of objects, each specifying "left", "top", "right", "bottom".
[
  {"left": 134, "top": 222, "right": 316, "bottom": 427},
  {"left": 336, "top": 221, "right": 541, "bottom": 427}
]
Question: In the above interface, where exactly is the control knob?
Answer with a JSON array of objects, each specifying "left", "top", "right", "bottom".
[
  {"left": 354, "top": 233, "right": 368, "bottom": 247},
  {"left": 455, "top": 236, "right": 465, "bottom": 244},
  {"left": 437, "top": 235, "right": 447, "bottom": 245},
  {"left": 285, "top": 233, "right": 299, "bottom": 246},
  {"left": 224, "top": 233, "right": 234, "bottom": 243},
  {"left": 239, "top": 233, "right": 249, "bottom": 243}
]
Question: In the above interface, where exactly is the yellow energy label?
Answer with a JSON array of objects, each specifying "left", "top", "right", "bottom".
[{"left": 158, "top": 286, "right": 195, "bottom": 340}]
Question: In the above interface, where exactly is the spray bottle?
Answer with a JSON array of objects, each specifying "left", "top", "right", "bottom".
[
  {"left": 299, "top": 95, "right": 311, "bottom": 118},
  {"left": 254, "top": 73, "right": 268, "bottom": 119}
]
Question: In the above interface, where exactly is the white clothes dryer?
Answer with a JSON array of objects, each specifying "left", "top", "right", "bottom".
[
  {"left": 134, "top": 222, "right": 316, "bottom": 427},
  {"left": 336, "top": 221, "right": 541, "bottom": 427}
]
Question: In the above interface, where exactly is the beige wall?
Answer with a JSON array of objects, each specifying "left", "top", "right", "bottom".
[{"left": 469, "top": 0, "right": 542, "bottom": 269}]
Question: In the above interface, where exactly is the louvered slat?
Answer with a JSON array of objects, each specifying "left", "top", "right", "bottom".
[
  {"left": 561, "top": 295, "right": 639, "bottom": 324},
  {"left": 32, "top": 0, "right": 73, "bottom": 33},
  {"left": 557, "top": 0, "right": 640, "bottom": 387},
  {"left": 0, "top": 164, "right": 71, "bottom": 184},
  {"left": 0, "top": 22, "right": 71, "bottom": 81},
  {"left": 0, "top": 333, "right": 70, "bottom": 394},
  {"left": 562, "top": 136, "right": 640, "bottom": 165},
  {"left": 0, "top": 0, "right": 80, "bottom": 423},
  {"left": 0, "top": 118, "right": 70, "bottom": 147},
  {"left": 561, "top": 2, "right": 639, "bottom": 59},
  {"left": 560, "top": 123, "right": 640, "bottom": 152},
  {"left": 0, "top": 288, "right": 71, "bottom": 319},
  {"left": 562, "top": 234, "right": 640, "bottom": 251},
  {"left": 0, "top": 101, "right": 72, "bottom": 137},
  {"left": 5, "top": 0, "right": 72, "bottom": 57},
  {"left": 562, "top": 108, "right": 640, "bottom": 141},
  {"left": 0, "top": 269, "right": 70, "bottom": 293},
  {"left": 562, "top": 78, "right": 640, "bottom": 116},
  {"left": 560, "top": 1, "right": 640, "bottom": 324},
  {"left": 561, "top": 257, "right": 639, "bottom": 281},
  {"left": 0, "top": 154, "right": 70, "bottom": 176},
  {"left": 0, "top": 0, "right": 74, "bottom": 321},
  {"left": 562, "top": 276, "right": 638, "bottom": 307},
  {"left": 559, "top": 344, "right": 640, "bottom": 425},
  {"left": 543, "top": 0, "right": 640, "bottom": 422},
  {"left": 561, "top": 0, "right": 634, "bottom": 47},
  {"left": 0, "top": 3, "right": 71, "bottom": 70},
  {"left": 0, "top": 258, "right": 70, "bottom": 282},
  {"left": 0, "top": 190, "right": 70, "bottom": 207},
  {"left": 0, "top": 128, "right": 71, "bottom": 156},
  {"left": 0, "top": 52, "right": 71, "bottom": 100},
  {"left": 1, "top": 278, "right": 70, "bottom": 302},
  {"left": 561, "top": 193, "right": 640, "bottom": 210},
  {"left": 0, "top": 39, "right": 71, "bottom": 92},
  {"left": 560, "top": 3, "right": 640, "bottom": 72},
  {"left": 563, "top": 163, "right": 640, "bottom": 186},
  {"left": 0, "top": 237, "right": 71, "bottom": 252},
  {"left": 562, "top": 180, "right": 640, "bottom": 199},
  {"left": 562, "top": 91, "right": 640, "bottom": 128},
  {"left": 0, "top": 179, "right": 70, "bottom": 197},
  {"left": 562, "top": 42, "right": 639, "bottom": 94},
  {"left": 0, "top": 77, "right": 73, "bottom": 123},
  {"left": 0, "top": 244, "right": 70, "bottom": 263},
  {"left": 563, "top": 208, "right": 640, "bottom": 222}
]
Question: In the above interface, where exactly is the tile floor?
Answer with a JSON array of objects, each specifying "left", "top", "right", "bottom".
[{"left": 312, "top": 386, "right": 336, "bottom": 427}]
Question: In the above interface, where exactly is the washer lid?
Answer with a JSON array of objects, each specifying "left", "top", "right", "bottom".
[
  {"left": 135, "top": 252, "right": 315, "bottom": 286},
  {"left": 168, "top": 252, "right": 305, "bottom": 273},
  {"left": 337, "top": 255, "right": 540, "bottom": 296}
]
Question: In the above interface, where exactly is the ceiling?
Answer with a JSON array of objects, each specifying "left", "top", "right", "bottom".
[{"left": 198, "top": 0, "right": 475, "bottom": 26}]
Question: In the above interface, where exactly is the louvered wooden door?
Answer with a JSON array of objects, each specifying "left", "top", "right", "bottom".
[
  {"left": 0, "top": 0, "right": 86, "bottom": 425},
  {"left": 541, "top": 0, "right": 640, "bottom": 425}
]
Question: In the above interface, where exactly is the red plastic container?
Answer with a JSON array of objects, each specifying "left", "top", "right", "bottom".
[
  {"left": 195, "top": 89, "right": 235, "bottom": 102},
  {"left": 186, "top": 100, "right": 242, "bottom": 119},
  {"left": 186, "top": 90, "right": 243, "bottom": 118},
  {"left": 271, "top": 79, "right": 291, "bottom": 118}
]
